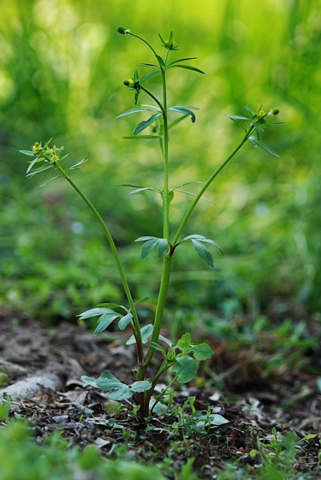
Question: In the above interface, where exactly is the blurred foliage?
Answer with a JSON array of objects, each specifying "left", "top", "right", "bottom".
[{"left": 1, "top": 0, "right": 321, "bottom": 322}]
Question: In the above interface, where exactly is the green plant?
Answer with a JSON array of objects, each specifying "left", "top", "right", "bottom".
[{"left": 20, "top": 28, "right": 280, "bottom": 422}]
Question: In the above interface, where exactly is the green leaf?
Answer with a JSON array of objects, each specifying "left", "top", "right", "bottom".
[
  {"left": 135, "top": 236, "right": 157, "bottom": 242},
  {"left": 118, "top": 312, "right": 133, "bottom": 331},
  {"left": 26, "top": 164, "right": 53, "bottom": 177},
  {"left": 93, "top": 312, "right": 120, "bottom": 336},
  {"left": 183, "top": 234, "right": 223, "bottom": 255},
  {"left": 81, "top": 375, "right": 99, "bottom": 388},
  {"left": 226, "top": 115, "right": 250, "bottom": 121},
  {"left": 69, "top": 158, "right": 88, "bottom": 170},
  {"left": 134, "top": 296, "right": 150, "bottom": 305},
  {"left": 131, "top": 381, "right": 152, "bottom": 393},
  {"left": 140, "top": 71, "right": 160, "bottom": 83},
  {"left": 168, "top": 114, "right": 189, "bottom": 129},
  {"left": 249, "top": 136, "right": 280, "bottom": 157},
  {"left": 159, "top": 334, "right": 173, "bottom": 347},
  {"left": 167, "top": 64, "right": 205, "bottom": 74},
  {"left": 116, "top": 108, "right": 152, "bottom": 119},
  {"left": 96, "top": 303, "right": 127, "bottom": 312},
  {"left": 141, "top": 238, "right": 160, "bottom": 259},
  {"left": 94, "top": 372, "right": 134, "bottom": 400},
  {"left": 123, "top": 135, "right": 160, "bottom": 140},
  {"left": 177, "top": 332, "right": 192, "bottom": 353},
  {"left": 20, "top": 149, "right": 35, "bottom": 156},
  {"left": 78, "top": 307, "right": 116, "bottom": 320},
  {"left": 38, "top": 176, "right": 59, "bottom": 188},
  {"left": 168, "top": 106, "right": 198, "bottom": 123},
  {"left": 172, "top": 356, "right": 198, "bottom": 383},
  {"left": 167, "top": 57, "right": 197, "bottom": 66},
  {"left": 157, "top": 238, "right": 168, "bottom": 257},
  {"left": 156, "top": 54, "right": 165, "bottom": 67},
  {"left": 149, "top": 342, "right": 166, "bottom": 355},
  {"left": 192, "top": 343, "right": 214, "bottom": 361},
  {"left": 126, "top": 324, "right": 153, "bottom": 345},
  {"left": 139, "top": 62, "right": 159, "bottom": 68},
  {"left": 134, "top": 113, "right": 161, "bottom": 135},
  {"left": 130, "top": 187, "right": 160, "bottom": 195},
  {"left": 191, "top": 239, "right": 214, "bottom": 268}
]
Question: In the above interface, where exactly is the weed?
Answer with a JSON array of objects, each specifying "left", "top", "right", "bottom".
[{"left": 20, "top": 28, "right": 280, "bottom": 422}]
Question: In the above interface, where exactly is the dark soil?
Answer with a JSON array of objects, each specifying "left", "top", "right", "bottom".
[{"left": 0, "top": 308, "right": 321, "bottom": 478}]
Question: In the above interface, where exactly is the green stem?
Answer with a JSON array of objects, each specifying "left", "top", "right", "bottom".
[
  {"left": 56, "top": 164, "right": 144, "bottom": 364},
  {"left": 172, "top": 126, "right": 255, "bottom": 245}
]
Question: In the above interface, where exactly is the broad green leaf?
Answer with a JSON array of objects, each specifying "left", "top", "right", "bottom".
[
  {"left": 81, "top": 375, "right": 98, "bottom": 388},
  {"left": 167, "top": 57, "right": 197, "bottom": 66},
  {"left": 118, "top": 312, "right": 133, "bottom": 331},
  {"left": 131, "top": 381, "right": 152, "bottom": 392},
  {"left": 195, "top": 237, "right": 224, "bottom": 255},
  {"left": 191, "top": 239, "right": 214, "bottom": 268},
  {"left": 126, "top": 324, "right": 153, "bottom": 345},
  {"left": 116, "top": 108, "right": 152, "bottom": 119},
  {"left": 96, "top": 371, "right": 123, "bottom": 390},
  {"left": 93, "top": 312, "right": 120, "bottom": 336},
  {"left": 177, "top": 332, "right": 192, "bottom": 353},
  {"left": 249, "top": 136, "right": 280, "bottom": 157},
  {"left": 172, "top": 356, "right": 198, "bottom": 383},
  {"left": 195, "top": 413, "right": 228, "bottom": 428},
  {"left": 134, "top": 113, "right": 161, "bottom": 135},
  {"left": 123, "top": 135, "right": 160, "bottom": 140},
  {"left": 192, "top": 343, "right": 214, "bottom": 361},
  {"left": 19, "top": 149, "right": 35, "bottom": 156},
  {"left": 157, "top": 238, "right": 168, "bottom": 257},
  {"left": 167, "top": 64, "right": 205, "bottom": 74},
  {"left": 38, "top": 176, "right": 59, "bottom": 188},
  {"left": 78, "top": 307, "right": 116, "bottom": 320},
  {"left": 108, "top": 385, "right": 132, "bottom": 400}
]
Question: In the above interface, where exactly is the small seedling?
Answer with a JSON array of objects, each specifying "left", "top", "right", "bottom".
[{"left": 20, "top": 27, "right": 280, "bottom": 422}]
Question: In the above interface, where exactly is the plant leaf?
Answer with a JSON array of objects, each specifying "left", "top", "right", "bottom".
[
  {"left": 167, "top": 64, "right": 205, "bottom": 74},
  {"left": 130, "top": 187, "right": 160, "bottom": 195},
  {"left": 126, "top": 324, "right": 154, "bottom": 345},
  {"left": 93, "top": 312, "right": 120, "bottom": 336},
  {"left": 134, "top": 113, "right": 161, "bottom": 135},
  {"left": 131, "top": 381, "right": 152, "bottom": 393},
  {"left": 116, "top": 108, "right": 152, "bottom": 119},
  {"left": 191, "top": 239, "right": 214, "bottom": 268},
  {"left": 167, "top": 57, "right": 197, "bottom": 66},
  {"left": 118, "top": 312, "right": 133, "bottom": 331},
  {"left": 168, "top": 106, "right": 198, "bottom": 123},
  {"left": 149, "top": 342, "right": 166, "bottom": 355},
  {"left": 78, "top": 307, "right": 116, "bottom": 320},
  {"left": 172, "top": 356, "right": 198, "bottom": 383},
  {"left": 168, "top": 114, "right": 189, "bottom": 129},
  {"left": 140, "top": 238, "right": 160, "bottom": 259},
  {"left": 157, "top": 238, "right": 168, "bottom": 257},
  {"left": 177, "top": 332, "right": 192, "bottom": 353},
  {"left": 38, "top": 176, "right": 59, "bottom": 188},
  {"left": 140, "top": 71, "right": 160, "bottom": 83},
  {"left": 192, "top": 343, "right": 214, "bottom": 361},
  {"left": 249, "top": 136, "right": 280, "bottom": 157},
  {"left": 123, "top": 135, "right": 160, "bottom": 140},
  {"left": 20, "top": 149, "right": 35, "bottom": 157}
]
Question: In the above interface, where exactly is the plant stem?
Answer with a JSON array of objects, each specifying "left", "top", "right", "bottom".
[
  {"left": 172, "top": 126, "right": 255, "bottom": 245},
  {"left": 56, "top": 164, "right": 144, "bottom": 365}
]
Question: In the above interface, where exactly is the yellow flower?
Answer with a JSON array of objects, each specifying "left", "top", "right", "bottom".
[{"left": 50, "top": 154, "right": 59, "bottom": 163}]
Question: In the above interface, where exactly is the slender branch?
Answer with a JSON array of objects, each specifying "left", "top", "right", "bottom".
[
  {"left": 172, "top": 126, "right": 255, "bottom": 245},
  {"left": 56, "top": 164, "right": 144, "bottom": 364}
]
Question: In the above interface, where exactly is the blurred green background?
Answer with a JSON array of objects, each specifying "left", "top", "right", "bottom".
[{"left": 1, "top": 0, "right": 320, "bottom": 323}]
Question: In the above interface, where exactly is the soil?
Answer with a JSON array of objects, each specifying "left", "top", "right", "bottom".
[{"left": 0, "top": 308, "right": 320, "bottom": 478}]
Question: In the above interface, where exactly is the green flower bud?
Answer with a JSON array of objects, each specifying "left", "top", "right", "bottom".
[
  {"left": 117, "top": 25, "right": 130, "bottom": 35},
  {"left": 32, "top": 142, "right": 43, "bottom": 154},
  {"left": 50, "top": 154, "right": 59, "bottom": 164},
  {"left": 269, "top": 108, "right": 280, "bottom": 116},
  {"left": 123, "top": 79, "right": 135, "bottom": 87}
]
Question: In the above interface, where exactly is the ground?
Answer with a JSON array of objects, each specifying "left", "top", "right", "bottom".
[{"left": 0, "top": 308, "right": 320, "bottom": 478}]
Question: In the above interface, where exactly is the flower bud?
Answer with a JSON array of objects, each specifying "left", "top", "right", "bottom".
[
  {"left": 123, "top": 79, "right": 135, "bottom": 87},
  {"left": 268, "top": 108, "right": 280, "bottom": 116},
  {"left": 50, "top": 154, "right": 59, "bottom": 164},
  {"left": 32, "top": 142, "right": 43, "bottom": 153},
  {"left": 117, "top": 25, "right": 130, "bottom": 35}
]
